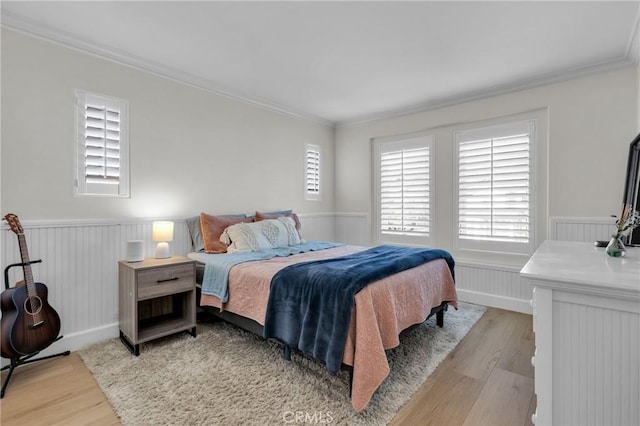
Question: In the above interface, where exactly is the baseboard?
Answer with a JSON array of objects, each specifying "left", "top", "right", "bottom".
[
  {"left": 1, "top": 323, "right": 119, "bottom": 368},
  {"left": 456, "top": 288, "right": 532, "bottom": 315}
]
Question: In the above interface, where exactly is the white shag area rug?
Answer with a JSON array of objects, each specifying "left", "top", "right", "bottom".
[{"left": 79, "top": 302, "right": 486, "bottom": 425}]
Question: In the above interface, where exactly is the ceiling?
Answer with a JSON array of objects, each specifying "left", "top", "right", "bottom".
[{"left": 2, "top": 1, "right": 639, "bottom": 126}]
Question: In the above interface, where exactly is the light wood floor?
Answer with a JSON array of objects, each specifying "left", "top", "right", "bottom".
[
  {"left": 391, "top": 307, "right": 535, "bottom": 426},
  {"left": 1, "top": 307, "right": 535, "bottom": 425}
]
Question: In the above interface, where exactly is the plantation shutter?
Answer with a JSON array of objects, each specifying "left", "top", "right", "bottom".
[
  {"left": 456, "top": 120, "right": 534, "bottom": 252},
  {"left": 305, "top": 145, "right": 320, "bottom": 200},
  {"left": 377, "top": 136, "right": 433, "bottom": 245},
  {"left": 75, "top": 90, "right": 129, "bottom": 197},
  {"left": 84, "top": 104, "right": 121, "bottom": 184}
]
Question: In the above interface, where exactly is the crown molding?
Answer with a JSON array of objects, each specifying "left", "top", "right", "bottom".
[
  {"left": 625, "top": 6, "right": 640, "bottom": 64},
  {"left": 0, "top": 12, "right": 334, "bottom": 128}
]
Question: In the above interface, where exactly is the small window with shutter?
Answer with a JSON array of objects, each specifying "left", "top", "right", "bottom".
[
  {"left": 454, "top": 120, "right": 535, "bottom": 254},
  {"left": 74, "top": 90, "right": 129, "bottom": 197},
  {"left": 305, "top": 144, "right": 321, "bottom": 201},
  {"left": 374, "top": 135, "right": 434, "bottom": 246}
]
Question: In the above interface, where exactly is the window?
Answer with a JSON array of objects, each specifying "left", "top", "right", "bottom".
[
  {"left": 305, "top": 144, "right": 320, "bottom": 201},
  {"left": 75, "top": 90, "right": 129, "bottom": 197},
  {"left": 374, "top": 135, "right": 433, "bottom": 246},
  {"left": 455, "top": 120, "right": 535, "bottom": 254}
]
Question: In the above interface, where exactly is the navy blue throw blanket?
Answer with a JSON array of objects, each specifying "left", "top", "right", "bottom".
[{"left": 262, "top": 245, "right": 455, "bottom": 375}]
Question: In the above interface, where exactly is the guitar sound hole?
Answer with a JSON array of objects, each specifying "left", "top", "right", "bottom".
[{"left": 24, "top": 296, "right": 43, "bottom": 316}]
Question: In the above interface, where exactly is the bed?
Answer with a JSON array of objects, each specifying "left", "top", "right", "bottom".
[{"left": 186, "top": 212, "right": 458, "bottom": 412}]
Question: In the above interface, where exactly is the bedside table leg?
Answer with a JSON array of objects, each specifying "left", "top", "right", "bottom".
[
  {"left": 190, "top": 326, "right": 197, "bottom": 338},
  {"left": 120, "top": 330, "right": 140, "bottom": 356}
]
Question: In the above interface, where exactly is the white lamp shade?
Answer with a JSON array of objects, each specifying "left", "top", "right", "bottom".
[
  {"left": 152, "top": 221, "right": 174, "bottom": 259},
  {"left": 152, "top": 221, "right": 174, "bottom": 242}
]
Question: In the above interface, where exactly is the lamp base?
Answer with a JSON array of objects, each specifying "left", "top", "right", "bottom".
[{"left": 154, "top": 242, "right": 170, "bottom": 259}]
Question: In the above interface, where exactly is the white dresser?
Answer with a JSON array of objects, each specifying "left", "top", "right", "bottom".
[{"left": 521, "top": 240, "right": 639, "bottom": 426}]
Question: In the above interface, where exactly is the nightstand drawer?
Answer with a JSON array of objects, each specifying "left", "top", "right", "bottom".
[{"left": 137, "top": 263, "right": 194, "bottom": 300}]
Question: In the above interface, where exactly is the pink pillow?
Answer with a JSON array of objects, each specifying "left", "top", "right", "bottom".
[
  {"left": 200, "top": 213, "right": 252, "bottom": 253},
  {"left": 254, "top": 211, "right": 301, "bottom": 232}
]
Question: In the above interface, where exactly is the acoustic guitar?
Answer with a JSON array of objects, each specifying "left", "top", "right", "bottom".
[{"left": 1, "top": 214, "right": 61, "bottom": 359}]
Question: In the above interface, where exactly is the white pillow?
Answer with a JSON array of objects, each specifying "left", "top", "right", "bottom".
[{"left": 221, "top": 217, "right": 301, "bottom": 253}]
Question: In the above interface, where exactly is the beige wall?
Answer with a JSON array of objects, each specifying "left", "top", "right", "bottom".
[
  {"left": 1, "top": 29, "right": 335, "bottom": 220},
  {"left": 2, "top": 28, "right": 638, "bottom": 261},
  {"left": 335, "top": 67, "right": 638, "bottom": 265}
]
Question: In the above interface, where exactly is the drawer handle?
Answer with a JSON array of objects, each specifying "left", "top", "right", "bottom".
[{"left": 157, "top": 277, "right": 179, "bottom": 283}]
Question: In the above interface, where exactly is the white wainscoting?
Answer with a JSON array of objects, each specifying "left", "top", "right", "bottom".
[
  {"left": 0, "top": 214, "right": 335, "bottom": 364},
  {"left": 1, "top": 214, "right": 612, "bottom": 364},
  {"left": 334, "top": 213, "right": 371, "bottom": 246},
  {"left": 452, "top": 216, "right": 617, "bottom": 313},
  {"left": 548, "top": 216, "right": 615, "bottom": 243},
  {"left": 298, "top": 213, "right": 337, "bottom": 242},
  {"left": 0, "top": 218, "right": 193, "bottom": 365},
  {"left": 455, "top": 261, "right": 532, "bottom": 314}
]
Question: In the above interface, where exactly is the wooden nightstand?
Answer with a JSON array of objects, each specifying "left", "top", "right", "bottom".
[{"left": 118, "top": 256, "right": 196, "bottom": 355}]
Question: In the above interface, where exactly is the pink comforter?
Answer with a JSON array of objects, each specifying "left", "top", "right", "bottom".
[{"left": 199, "top": 245, "right": 457, "bottom": 412}]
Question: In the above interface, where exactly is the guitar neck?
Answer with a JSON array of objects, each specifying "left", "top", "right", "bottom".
[{"left": 17, "top": 233, "right": 36, "bottom": 290}]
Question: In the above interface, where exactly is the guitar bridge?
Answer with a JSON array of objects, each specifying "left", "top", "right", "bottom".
[{"left": 29, "top": 320, "right": 44, "bottom": 329}]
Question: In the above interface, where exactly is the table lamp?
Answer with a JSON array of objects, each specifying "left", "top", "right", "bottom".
[{"left": 152, "top": 221, "right": 174, "bottom": 258}]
